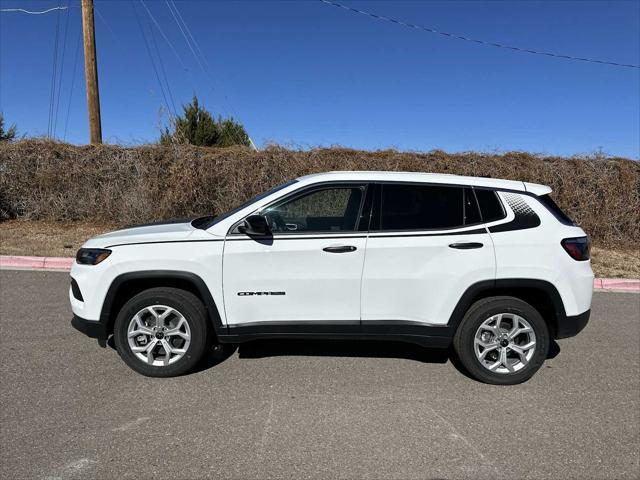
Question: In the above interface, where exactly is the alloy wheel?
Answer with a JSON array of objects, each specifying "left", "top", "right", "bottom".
[
  {"left": 473, "top": 313, "right": 536, "bottom": 374},
  {"left": 127, "top": 305, "right": 191, "bottom": 367}
]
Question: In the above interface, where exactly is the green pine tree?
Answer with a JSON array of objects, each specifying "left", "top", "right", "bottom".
[
  {"left": 0, "top": 113, "right": 17, "bottom": 142},
  {"left": 160, "top": 96, "right": 250, "bottom": 147}
]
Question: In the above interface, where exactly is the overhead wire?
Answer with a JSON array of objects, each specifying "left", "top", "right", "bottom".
[
  {"left": 94, "top": 4, "right": 120, "bottom": 43},
  {"left": 144, "top": 5, "right": 177, "bottom": 116},
  {"left": 47, "top": 2, "right": 62, "bottom": 139},
  {"left": 139, "top": 0, "right": 188, "bottom": 71},
  {"left": 164, "top": 0, "right": 202, "bottom": 73},
  {"left": 53, "top": 1, "right": 71, "bottom": 138},
  {"left": 0, "top": 6, "right": 70, "bottom": 15},
  {"left": 130, "top": 0, "right": 174, "bottom": 121},
  {"left": 319, "top": 0, "right": 640, "bottom": 69},
  {"left": 94, "top": 4, "right": 167, "bottom": 119},
  {"left": 63, "top": 28, "right": 82, "bottom": 141}
]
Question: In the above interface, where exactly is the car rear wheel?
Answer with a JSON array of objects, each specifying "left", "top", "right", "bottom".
[
  {"left": 453, "top": 296, "right": 549, "bottom": 385},
  {"left": 114, "top": 287, "right": 209, "bottom": 377}
]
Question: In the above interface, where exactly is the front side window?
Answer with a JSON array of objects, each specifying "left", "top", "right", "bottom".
[
  {"left": 380, "top": 184, "right": 465, "bottom": 230},
  {"left": 262, "top": 186, "right": 364, "bottom": 233}
]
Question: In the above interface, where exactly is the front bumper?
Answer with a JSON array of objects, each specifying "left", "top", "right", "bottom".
[
  {"left": 556, "top": 309, "right": 590, "bottom": 339},
  {"left": 71, "top": 315, "right": 109, "bottom": 340}
]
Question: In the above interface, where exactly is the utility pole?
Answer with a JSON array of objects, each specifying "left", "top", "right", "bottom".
[{"left": 81, "top": 0, "right": 102, "bottom": 144}]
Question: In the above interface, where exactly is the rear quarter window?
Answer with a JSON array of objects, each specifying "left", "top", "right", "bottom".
[
  {"left": 537, "top": 194, "right": 576, "bottom": 226},
  {"left": 474, "top": 189, "right": 506, "bottom": 223}
]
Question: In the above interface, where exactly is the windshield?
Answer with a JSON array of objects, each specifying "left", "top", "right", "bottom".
[{"left": 198, "top": 179, "right": 298, "bottom": 229}]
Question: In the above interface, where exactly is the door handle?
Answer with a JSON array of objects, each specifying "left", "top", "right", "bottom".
[
  {"left": 323, "top": 245, "right": 357, "bottom": 253},
  {"left": 449, "top": 242, "right": 484, "bottom": 250}
]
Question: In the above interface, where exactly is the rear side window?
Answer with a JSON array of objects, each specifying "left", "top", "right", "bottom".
[
  {"left": 380, "top": 184, "right": 464, "bottom": 230},
  {"left": 474, "top": 189, "right": 506, "bottom": 223},
  {"left": 464, "top": 188, "right": 482, "bottom": 225},
  {"left": 538, "top": 194, "right": 575, "bottom": 226}
]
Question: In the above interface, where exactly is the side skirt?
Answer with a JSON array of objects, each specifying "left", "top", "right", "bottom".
[{"left": 217, "top": 321, "right": 453, "bottom": 348}]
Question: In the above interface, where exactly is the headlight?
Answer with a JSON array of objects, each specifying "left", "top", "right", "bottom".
[{"left": 76, "top": 248, "right": 112, "bottom": 265}]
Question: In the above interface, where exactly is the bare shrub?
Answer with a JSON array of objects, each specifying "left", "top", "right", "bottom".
[{"left": 1, "top": 140, "right": 638, "bottom": 246}]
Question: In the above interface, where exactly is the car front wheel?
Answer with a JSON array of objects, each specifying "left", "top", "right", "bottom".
[
  {"left": 453, "top": 296, "right": 550, "bottom": 385},
  {"left": 114, "top": 287, "right": 209, "bottom": 377}
]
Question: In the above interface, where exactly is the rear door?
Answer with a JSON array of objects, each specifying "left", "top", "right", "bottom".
[
  {"left": 223, "top": 183, "right": 370, "bottom": 326},
  {"left": 361, "top": 183, "right": 495, "bottom": 328}
]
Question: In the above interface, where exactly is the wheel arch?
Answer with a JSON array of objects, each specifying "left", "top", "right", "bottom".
[
  {"left": 100, "top": 270, "right": 224, "bottom": 338},
  {"left": 448, "top": 279, "right": 567, "bottom": 338}
]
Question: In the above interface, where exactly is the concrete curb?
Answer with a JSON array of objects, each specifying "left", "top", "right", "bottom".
[
  {"left": 0, "top": 255, "right": 74, "bottom": 271},
  {"left": 592, "top": 278, "right": 640, "bottom": 292},
  {"left": 1, "top": 255, "right": 639, "bottom": 291}
]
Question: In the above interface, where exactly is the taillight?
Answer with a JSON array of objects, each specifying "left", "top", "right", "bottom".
[{"left": 561, "top": 236, "right": 590, "bottom": 261}]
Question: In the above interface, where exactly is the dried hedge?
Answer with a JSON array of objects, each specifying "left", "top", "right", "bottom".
[{"left": 1, "top": 139, "right": 638, "bottom": 246}]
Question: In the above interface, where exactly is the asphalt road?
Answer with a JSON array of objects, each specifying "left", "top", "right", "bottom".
[{"left": 0, "top": 270, "right": 639, "bottom": 480}]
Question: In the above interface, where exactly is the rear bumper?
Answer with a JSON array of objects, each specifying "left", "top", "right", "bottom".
[
  {"left": 556, "top": 309, "right": 590, "bottom": 339},
  {"left": 71, "top": 315, "right": 109, "bottom": 340}
]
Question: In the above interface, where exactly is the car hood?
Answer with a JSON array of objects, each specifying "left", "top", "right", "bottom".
[{"left": 82, "top": 220, "right": 221, "bottom": 248}]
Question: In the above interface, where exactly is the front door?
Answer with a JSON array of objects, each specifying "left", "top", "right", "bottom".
[{"left": 223, "top": 184, "right": 369, "bottom": 327}]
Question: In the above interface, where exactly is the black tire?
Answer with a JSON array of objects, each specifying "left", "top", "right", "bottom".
[
  {"left": 114, "top": 287, "right": 209, "bottom": 377},
  {"left": 453, "top": 296, "right": 549, "bottom": 385}
]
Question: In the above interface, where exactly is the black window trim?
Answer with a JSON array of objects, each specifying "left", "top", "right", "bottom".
[
  {"left": 228, "top": 181, "right": 370, "bottom": 236},
  {"left": 471, "top": 186, "right": 507, "bottom": 224},
  {"left": 463, "top": 187, "right": 482, "bottom": 226},
  {"left": 471, "top": 187, "right": 484, "bottom": 223},
  {"left": 357, "top": 182, "right": 377, "bottom": 232}
]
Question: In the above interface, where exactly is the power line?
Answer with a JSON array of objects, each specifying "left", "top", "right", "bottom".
[
  {"left": 94, "top": 5, "right": 119, "bottom": 43},
  {"left": 64, "top": 29, "right": 83, "bottom": 141},
  {"left": 166, "top": 0, "right": 228, "bottom": 102},
  {"left": 94, "top": 4, "right": 167, "bottom": 110},
  {"left": 144, "top": 4, "right": 177, "bottom": 116},
  {"left": 47, "top": 3, "right": 62, "bottom": 139},
  {"left": 95, "top": 2, "right": 182, "bottom": 131},
  {"left": 139, "top": 0, "right": 188, "bottom": 71},
  {"left": 131, "top": 1, "right": 174, "bottom": 120},
  {"left": 53, "top": 2, "right": 71, "bottom": 138},
  {"left": 0, "top": 6, "right": 70, "bottom": 15},
  {"left": 165, "top": 0, "right": 201, "bottom": 72},
  {"left": 319, "top": 0, "right": 640, "bottom": 69}
]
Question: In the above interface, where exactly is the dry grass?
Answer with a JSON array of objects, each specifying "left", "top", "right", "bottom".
[
  {"left": 0, "top": 220, "right": 117, "bottom": 258},
  {"left": 590, "top": 246, "right": 640, "bottom": 279},
  {"left": 0, "top": 220, "right": 637, "bottom": 278},
  {"left": 1, "top": 140, "right": 638, "bottom": 246}
]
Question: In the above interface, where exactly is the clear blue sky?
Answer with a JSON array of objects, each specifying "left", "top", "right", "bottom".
[{"left": 1, "top": 0, "right": 639, "bottom": 157}]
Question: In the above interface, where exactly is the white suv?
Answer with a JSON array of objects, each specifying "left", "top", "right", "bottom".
[{"left": 70, "top": 171, "right": 593, "bottom": 384}]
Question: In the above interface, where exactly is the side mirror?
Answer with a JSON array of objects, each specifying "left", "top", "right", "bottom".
[{"left": 239, "top": 214, "right": 270, "bottom": 236}]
